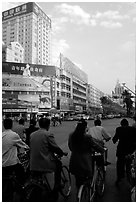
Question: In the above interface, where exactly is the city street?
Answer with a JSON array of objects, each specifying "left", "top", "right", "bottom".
[{"left": 48, "top": 118, "right": 134, "bottom": 202}]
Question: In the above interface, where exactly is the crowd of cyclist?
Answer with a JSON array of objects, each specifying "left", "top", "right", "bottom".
[{"left": 2, "top": 115, "right": 136, "bottom": 201}]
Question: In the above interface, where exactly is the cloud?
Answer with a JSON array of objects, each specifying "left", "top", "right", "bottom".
[
  {"left": 120, "top": 41, "right": 135, "bottom": 53},
  {"left": 55, "top": 4, "right": 129, "bottom": 29},
  {"left": 51, "top": 17, "right": 69, "bottom": 34},
  {"left": 56, "top": 3, "right": 95, "bottom": 26},
  {"left": 93, "top": 10, "right": 129, "bottom": 20},
  {"left": 132, "top": 17, "right": 136, "bottom": 22},
  {"left": 51, "top": 39, "right": 70, "bottom": 65},
  {"left": 100, "top": 21, "right": 122, "bottom": 28}
]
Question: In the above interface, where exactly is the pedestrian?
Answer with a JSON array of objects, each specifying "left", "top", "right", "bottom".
[
  {"left": 2, "top": 118, "right": 29, "bottom": 201},
  {"left": 112, "top": 118, "right": 136, "bottom": 185},
  {"left": 68, "top": 119, "right": 105, "bottom": 190},
  {"left": 25, "top": 119, "right": 39, "bottom": 146},
  {"left": 13, "top": 118, "right": 26, "bottom": 142},
  {"left": 88, "top": 119, "right": 111, "bottom": 165}
]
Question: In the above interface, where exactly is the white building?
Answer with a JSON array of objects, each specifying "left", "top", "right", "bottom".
[
  {"left": 2, "top": 2, "right": 51, "bottom": 65},
  {"left": 88, "top": 84, "right": 104, "bottom": 114},
  {"left": 2, "top": 41, "right": 24, "bottom": 63},
  {"left": 112, "top": 80, "right": 124, "bottom": 106},
  {"left": 59, "top": 54, "right": 88, "bottom": 112}
]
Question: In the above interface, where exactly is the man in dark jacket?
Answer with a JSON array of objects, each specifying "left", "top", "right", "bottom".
[
  {"left": 112, "top": 118, "right": 136, "bottom": 185},
  {"left": 25, "top": 119, "right": 39, "bottom": 146},
  {"left": 30, "top": 117, "right": 65, "bottom": 200}
]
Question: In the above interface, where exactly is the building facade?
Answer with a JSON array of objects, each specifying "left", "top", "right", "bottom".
[
  {"left": 87, "top": 84, "right": 104, "bottom": 114},
  {"left": 59, "top": 54, "right": 88, "bottom": 112},
  {"left": 112, "top": 80, "right": 124, "bottom": 106},
  {"left": 2, "top": 2, "right": 51, "bottom": 65},
  {"left": 2, "top": 41, "right": 24, "bottom": 63}
]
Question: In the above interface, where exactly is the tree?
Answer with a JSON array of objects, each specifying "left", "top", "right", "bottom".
[{"left": 122, "top": 90, "right": 133, "bottom": 116}]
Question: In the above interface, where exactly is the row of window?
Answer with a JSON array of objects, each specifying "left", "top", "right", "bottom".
[
  {"left": 61, "top": 92, "right": 71, "bottom": 98},
  {"left": 60, "top": 75, "right": 71, "bottom": 83},
  {"left": 73, "top": 96, "right": 86, "bottom": 103},
  {"left": 73, "top": 82, "right": 86, "bottom": 92},
  {"left": 73, "top": 89, "right": 86, "bottom": 97}
]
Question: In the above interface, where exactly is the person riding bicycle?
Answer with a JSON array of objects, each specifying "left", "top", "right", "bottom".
[
  {"left": 25, "top": 119, "right": 39, "bottom": 146},
  {"left": 30, "top": 117, "right": 65, "bottom": 200},
  {"left": 13, "top": 118, "right": 26, "bottom": 142},
  {"left": 2, "top": 118, "right": 29, "bottom": 190},
  {"left": 88, "top": 119, "right": 111, "bottom": 166},
  {"left": 112, "top": 118, "right": 136, "bottom": 185},
  {"left": 68, "top": 119, "right": 105, "bottom": 189}
]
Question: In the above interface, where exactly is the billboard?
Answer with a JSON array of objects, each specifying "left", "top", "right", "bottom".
[
  {"left": 2, "top": 62, "right": 56, "bottom": 77},
  {"left": 2, "top": 72, "right": 52, "bottom": 109},
  {"left": 2, "top": 93, "right": 51, "bottom": 109},
  {"left": 2, "top": 74, "right": 51, "bottom": 92}
]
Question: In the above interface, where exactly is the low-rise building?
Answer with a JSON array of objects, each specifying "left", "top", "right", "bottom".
[{"left": 2, "top": 41, "right": 24, "bottom": 63}]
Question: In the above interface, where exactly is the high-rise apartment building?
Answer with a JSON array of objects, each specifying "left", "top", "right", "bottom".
[{"left": 2, "top": 2, "right": 51, "bottom": 65}]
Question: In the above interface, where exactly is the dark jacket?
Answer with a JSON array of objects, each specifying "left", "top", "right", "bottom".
[
  {"left": 112, "top": 126, "right": 136, "bottom": 157},
  {"left": 68, "top": 133, "right": 104, "bottom": 177},
  {"left": 25, "top": 125, "right": 39, "bottom": 146},
  {"left": 30, "top": 128, "right": 64, "bottom": 172}
]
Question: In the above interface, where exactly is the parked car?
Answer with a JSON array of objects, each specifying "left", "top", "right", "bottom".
[
  {"left": 89, "top": 115, "right": 94, "bottom": 120},
  {"left": 107, "top": 114, "right": 114, "bottom": 119},
  {"left": 82, "top": 114, "right": 89, "bottom": 120},
  {"left": 64, "top": 116, "right": 74, "bottom": 121}
]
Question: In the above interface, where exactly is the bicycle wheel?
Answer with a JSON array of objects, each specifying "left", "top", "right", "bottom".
[
  {"left": 78, "top": 184, "right": 90, "bottom": 202},
  {"left": 60, "top": 166, "right": 71, "bottom": 198},
  {"left": 96, "top": 167, "right": 105, "bottom": 197},
  {"left": 90, "top": 178, "right": 96, "bottom": 201}
]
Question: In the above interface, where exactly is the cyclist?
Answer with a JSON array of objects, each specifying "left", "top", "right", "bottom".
[
  {"left": 68, "top": 119, "right": 105, "bottom": 189},
  {"left": 13, "top": 118, "right": 26, "bottom": 142},
  {"left": 25, "top": 119, "right": 39, "bottom": 146},
  {"left": 30, "top": 117, "right": 65, "bottom": 200},
  {"left": 2, "top": 118, "right": 29, "bottom": 194},
  {"left": 88, "top": 119, "right": 111, "bottom": 165},
  {"left": 112, "top": 118, "right": 136, "bottom": 185}
]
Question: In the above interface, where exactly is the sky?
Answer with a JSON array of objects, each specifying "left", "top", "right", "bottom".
[{"left": 2, "top": 1, "right": 136, "bottom": 95}]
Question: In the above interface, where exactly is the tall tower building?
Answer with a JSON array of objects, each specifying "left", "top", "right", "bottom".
[{"left": 2, "top": 2, "right": 51, "bottom": 65}]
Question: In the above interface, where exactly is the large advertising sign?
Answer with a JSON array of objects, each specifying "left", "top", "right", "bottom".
[
  {"left": 2, "top": 93, "right": 51, "bottom": 109},
  {"left": 2, "top": 2, "right": 51, "bottom": 24},
  {"left": 2, "top": 62, "right": 56, "bottom": 77},
  {"left": 2, "top": 74, "right": 51, "bottom": 92},
  {"left": 2, "top": 73, "right": 52, "bottom": 109},
  {"left": 2, "top": 3, "right": 33, "bottom": 21}
]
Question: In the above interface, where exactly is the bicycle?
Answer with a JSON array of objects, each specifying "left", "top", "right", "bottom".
[
  {"left": 2, "top": 150, "right": 30, "bottom": 202},
  {"left": 24, "top": 152, "right": 71, "bottom": 201},
  {"left": 2, "top": 167, "right": 27, "bottom": 202},
  {"left": 77, "top": 150, "right": 106, "bottom": 202}
]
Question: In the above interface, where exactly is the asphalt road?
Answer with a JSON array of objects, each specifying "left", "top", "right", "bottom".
[{"left": 49, "top": 118, "right": 134, "bottom": 202}]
